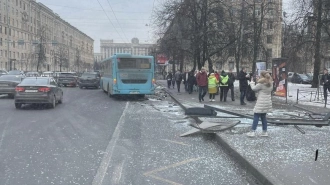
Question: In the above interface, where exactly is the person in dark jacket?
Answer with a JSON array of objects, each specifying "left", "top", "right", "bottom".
[
  {"left": 196, "top": 67, "right": 208, "bottom": 102},
  {"left": 321, "top": 69, "right": 330, "bottom": 104},
  {"left": 228, "top": 69, "right": 236, "bottom": 101},
  {"left": 166, "top": 73, "right": 173, "bottom": 88},
  {"left": 238, "top": 67, "right": 250, "bottom": 105},
  {"left": 174, "top": 70, "right": 183, "bottom": 92},
  {"left": 187, "top": 71, "right": 197, "bottom": 94}
]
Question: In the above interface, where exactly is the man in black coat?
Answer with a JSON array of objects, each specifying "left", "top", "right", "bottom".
[
  {"left": 238, "top": 67, "right": 250, "bottom": 105},
  {"left": 321, "top": 69, "right": 330, "bottom": 104}
]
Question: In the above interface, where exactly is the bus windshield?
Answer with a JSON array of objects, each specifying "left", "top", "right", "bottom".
[{"left": 117, "top": 58, "right": 151, "bottom": 69}]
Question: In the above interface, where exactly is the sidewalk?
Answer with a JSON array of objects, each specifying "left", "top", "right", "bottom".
[{"left": 156, "top": 80, "right": 330, "bottom": 185}]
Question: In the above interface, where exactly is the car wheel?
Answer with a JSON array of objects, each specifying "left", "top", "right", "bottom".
[
  {"left": 58, "top": 93, "right": 63, "bottom": 104},
  {"left": 15, "top": 103, "right": 22, "bottom": 109},
  {"left": 50, "top": 96, "right": 56, "bottom": 108}
]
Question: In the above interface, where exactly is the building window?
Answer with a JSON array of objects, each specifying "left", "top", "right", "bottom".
[
  {"left": 268, "top": 8, "right": 274, "bottom": 16},
  {"left": 267, "top": 35, "right": 273, "bottom": 44},
  {"left": 0, "top": 25, "right": 2, "bottom": 33},
  {"left": 267, "top": 49, "right": 272, "bottom": 58},
  {"left": 267, "top": 21, "right": 273, "bottom": 29},
  {"left": 0, "top": 38, "right": 2, "bottom": 46},
  {"left": 229, "top": 62, "right": 234, "bottom": 70}
]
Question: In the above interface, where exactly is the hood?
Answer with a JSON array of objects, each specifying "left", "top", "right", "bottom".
[{"left": 257, "top": 78, "right": 272, "bottom": 87}]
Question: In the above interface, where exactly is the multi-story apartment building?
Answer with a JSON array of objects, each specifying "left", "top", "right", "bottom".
[
  {"left": 219, "top": 0, "right": 282, "bottom": 71},
  {"left": 0, "top": 0, "right": 94, "bottom": 72},
  {"left": 100, "top": 38, "right": 154, "bottom": 59}
]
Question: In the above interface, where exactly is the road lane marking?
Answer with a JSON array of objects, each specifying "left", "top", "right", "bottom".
[
  {"left": 144, "top": 158, "right": 201, "bottom": 184},
  {"left": 111, "top": 159, "right": 125, "bottom": 184},
  {"left": 92, "top": 102, "right": 129, "bottom": 185},
  {"left": 0, "top": 117, "right": 11, "bottom": 153},
  {"left": 161, "top": 139, "right": 190, "bottom": 146},
  {"left": 148, "top": 174, "right": 182, "bottom": 185}
]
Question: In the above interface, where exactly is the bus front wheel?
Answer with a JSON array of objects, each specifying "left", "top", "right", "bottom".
[{"left": 107, "top": 85, "right": 113, "bottom": 98}]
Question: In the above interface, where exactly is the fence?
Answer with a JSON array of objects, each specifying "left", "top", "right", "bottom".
[{"left": 296, "top": 88, "right": 329, "bottom": 107}]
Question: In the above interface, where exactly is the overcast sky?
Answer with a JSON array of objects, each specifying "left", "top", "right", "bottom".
[
  {"left": 37, "top": 0, "right": 292, "bottom": 53},
  {"left": 37, "top": 0, "right": 159, "bottom": 53}
]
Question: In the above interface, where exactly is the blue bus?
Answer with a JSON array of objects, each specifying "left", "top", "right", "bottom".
[{"left": 100, "top": 53, "right": 155, "bottom": 97}]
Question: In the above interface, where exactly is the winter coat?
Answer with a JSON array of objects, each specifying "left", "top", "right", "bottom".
[
  {"left": 187, "top": 72, "right": 197, "bottom": 86},
  {"left": 219, "top": 74, "right": 229, "bottom": 87},
  {"left": 175, "top": 71, "right": 182, "bottom": 81},
  {"left": 208, "top": 75, "right": 219, "bottom": 94},
  {"left": 238, "top": 70, "right": 250, "bottom": 91},
  {"left": 228, "top": 73, "right": 236, "bottom": 87},
  {"left": 250, "top": 78, "right": 273, "bottom": 113},
  {"left": 321, "top": 74, "right": 330, "bottom": 87},
  {"left": 166, "top": 74, "right": 173, "bottom": 81},
  {"left": 196, "top": 71, "right": 208, "bottom": 86},
  {"left": 214, "top": 73, "right": 220, "bottom": 82}
]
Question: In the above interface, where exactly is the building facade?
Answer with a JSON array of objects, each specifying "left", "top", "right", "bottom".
[
  {"left": 94, "top": 53, "right": 103, "bottom": 62},
  {"left": 100, "top": 38, "right": 154, "bottom": 59},
  {"left": 0, "top": 0, "right": 94, "bottom": 72}
]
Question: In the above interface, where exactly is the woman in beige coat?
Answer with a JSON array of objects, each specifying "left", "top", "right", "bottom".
[{"left": 247, "top": 71, "right": 273, "bottom": 137}]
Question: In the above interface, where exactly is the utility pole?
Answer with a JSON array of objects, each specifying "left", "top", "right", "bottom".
[{"left": 6, "top": 0, "right": 10, "bottom": 71}]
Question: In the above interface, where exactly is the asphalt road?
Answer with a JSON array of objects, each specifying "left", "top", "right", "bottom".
[{"left": 0, "top": 87, "right": 260, "bottom": 185}]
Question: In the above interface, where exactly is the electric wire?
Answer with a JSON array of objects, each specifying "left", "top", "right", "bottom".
[
  {"left": 95, "top": 0, "right": 127, "bottom": 44},
  {"left": 105, "top": 0, "right": 130, "bottom": 43}
]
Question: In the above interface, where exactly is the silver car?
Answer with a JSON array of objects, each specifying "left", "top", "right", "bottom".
[
  {"left": 0, "top": 75, "right": 23, "bottom": 98},
  {"left": 14, "top": 77, "right": 63, "bottom": 109}
]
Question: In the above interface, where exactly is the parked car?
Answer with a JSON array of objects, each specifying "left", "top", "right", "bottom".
[
  {"left": 291, "top": 73, "right": 311, "bottom": 84},
  {"left": 42, "top": 71, "right": 55, "bottom": 77},
  {"left": 0, "top": 69, "right": 8, "bottom": 76},
  {"left": 0, "top": 75, "right": 23, "bottom": 98},
  {"left": 56, "top": 72, "right": 77, "bottom": 87},
  {"left": 14, "top": 77, "right": 63, "bottom": 109},
  {"left": 78, "top": 72, "right": 100, "bottom": 89},
  {"left": 25, "top": 72, "right": 40, "bottom": 77},
  {"left": 287, "top": 72, "right": 294, "bottom": 82}
]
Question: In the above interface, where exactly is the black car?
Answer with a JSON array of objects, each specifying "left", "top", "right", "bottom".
[
  {"left": 56, "top": 72, "right": 77, "bottom": 87},
  {"left": 291, "top": 73, "right": 311, "bottom": 84},
  {"left": 78, "top": 72, "right": 100, "bottom": 89},
  {"left": 0, "top": 75, "right": 23, "bottom": 98},
  {"left": 14, "top": 77, "right": 63, "bottom": 109}
]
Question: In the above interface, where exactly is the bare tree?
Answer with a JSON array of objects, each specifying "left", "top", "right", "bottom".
[
  {"left": 35, "top": 26, "right": 47, "bottom": 72},
  {"left": 56, "top": 45, "right": 69, "bottom": 72}
]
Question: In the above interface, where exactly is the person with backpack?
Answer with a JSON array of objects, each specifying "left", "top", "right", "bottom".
[
  {"left": 228, "top": 69, "right": 236, "bottom": 101},
  {"left": 174, "top": 70, "right": 183, "bottom": 92},
  {"left": 219, "top": 70, "right": 229, "bottom": 102},
  {"left": 208, "top": 73, "right": 219, "bottom": 101},
  {"left": 246, "top": 71, "right": 273, "bottom": 137}
]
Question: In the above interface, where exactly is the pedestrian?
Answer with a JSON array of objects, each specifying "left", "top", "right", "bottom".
[
  {"left": 246, "top": 71, "right": 273, "bottom": 137},
  {"left": 171, "top": 74, "right": 176, "bottom": 89},
  {"left": 196, "top": 67, "right": 208, "bottom": 102},
  {"left": 238, "top": 67, "right": 250, "bottom": 105},
  {"left": 208, "top": 73, "right": 219, "bottom": 101},
  {"left": 187, "top": 71, "right": 197, "bottom": 94},
  {"left": 166, "top": 72, "right": 173, "bottom": 88},
  {"left": 321, "top": 68, "right": 330, "bottom": 105},
  {"left": 174, "top": 70, "right": 183, "bottom": 92},
  {"left": 219, "top": 70, "right": 229, "bottom": 102},
  {"left": 228, "top": 69, "right": 236, "bottom": 101}
]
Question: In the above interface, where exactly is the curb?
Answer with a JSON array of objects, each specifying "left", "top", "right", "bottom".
[
  {"left": 157, "top": 83, "right": 281, "bottom": 185},
  {"left": 213, "top": 134, "right": 283, "bottom": 185}
]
